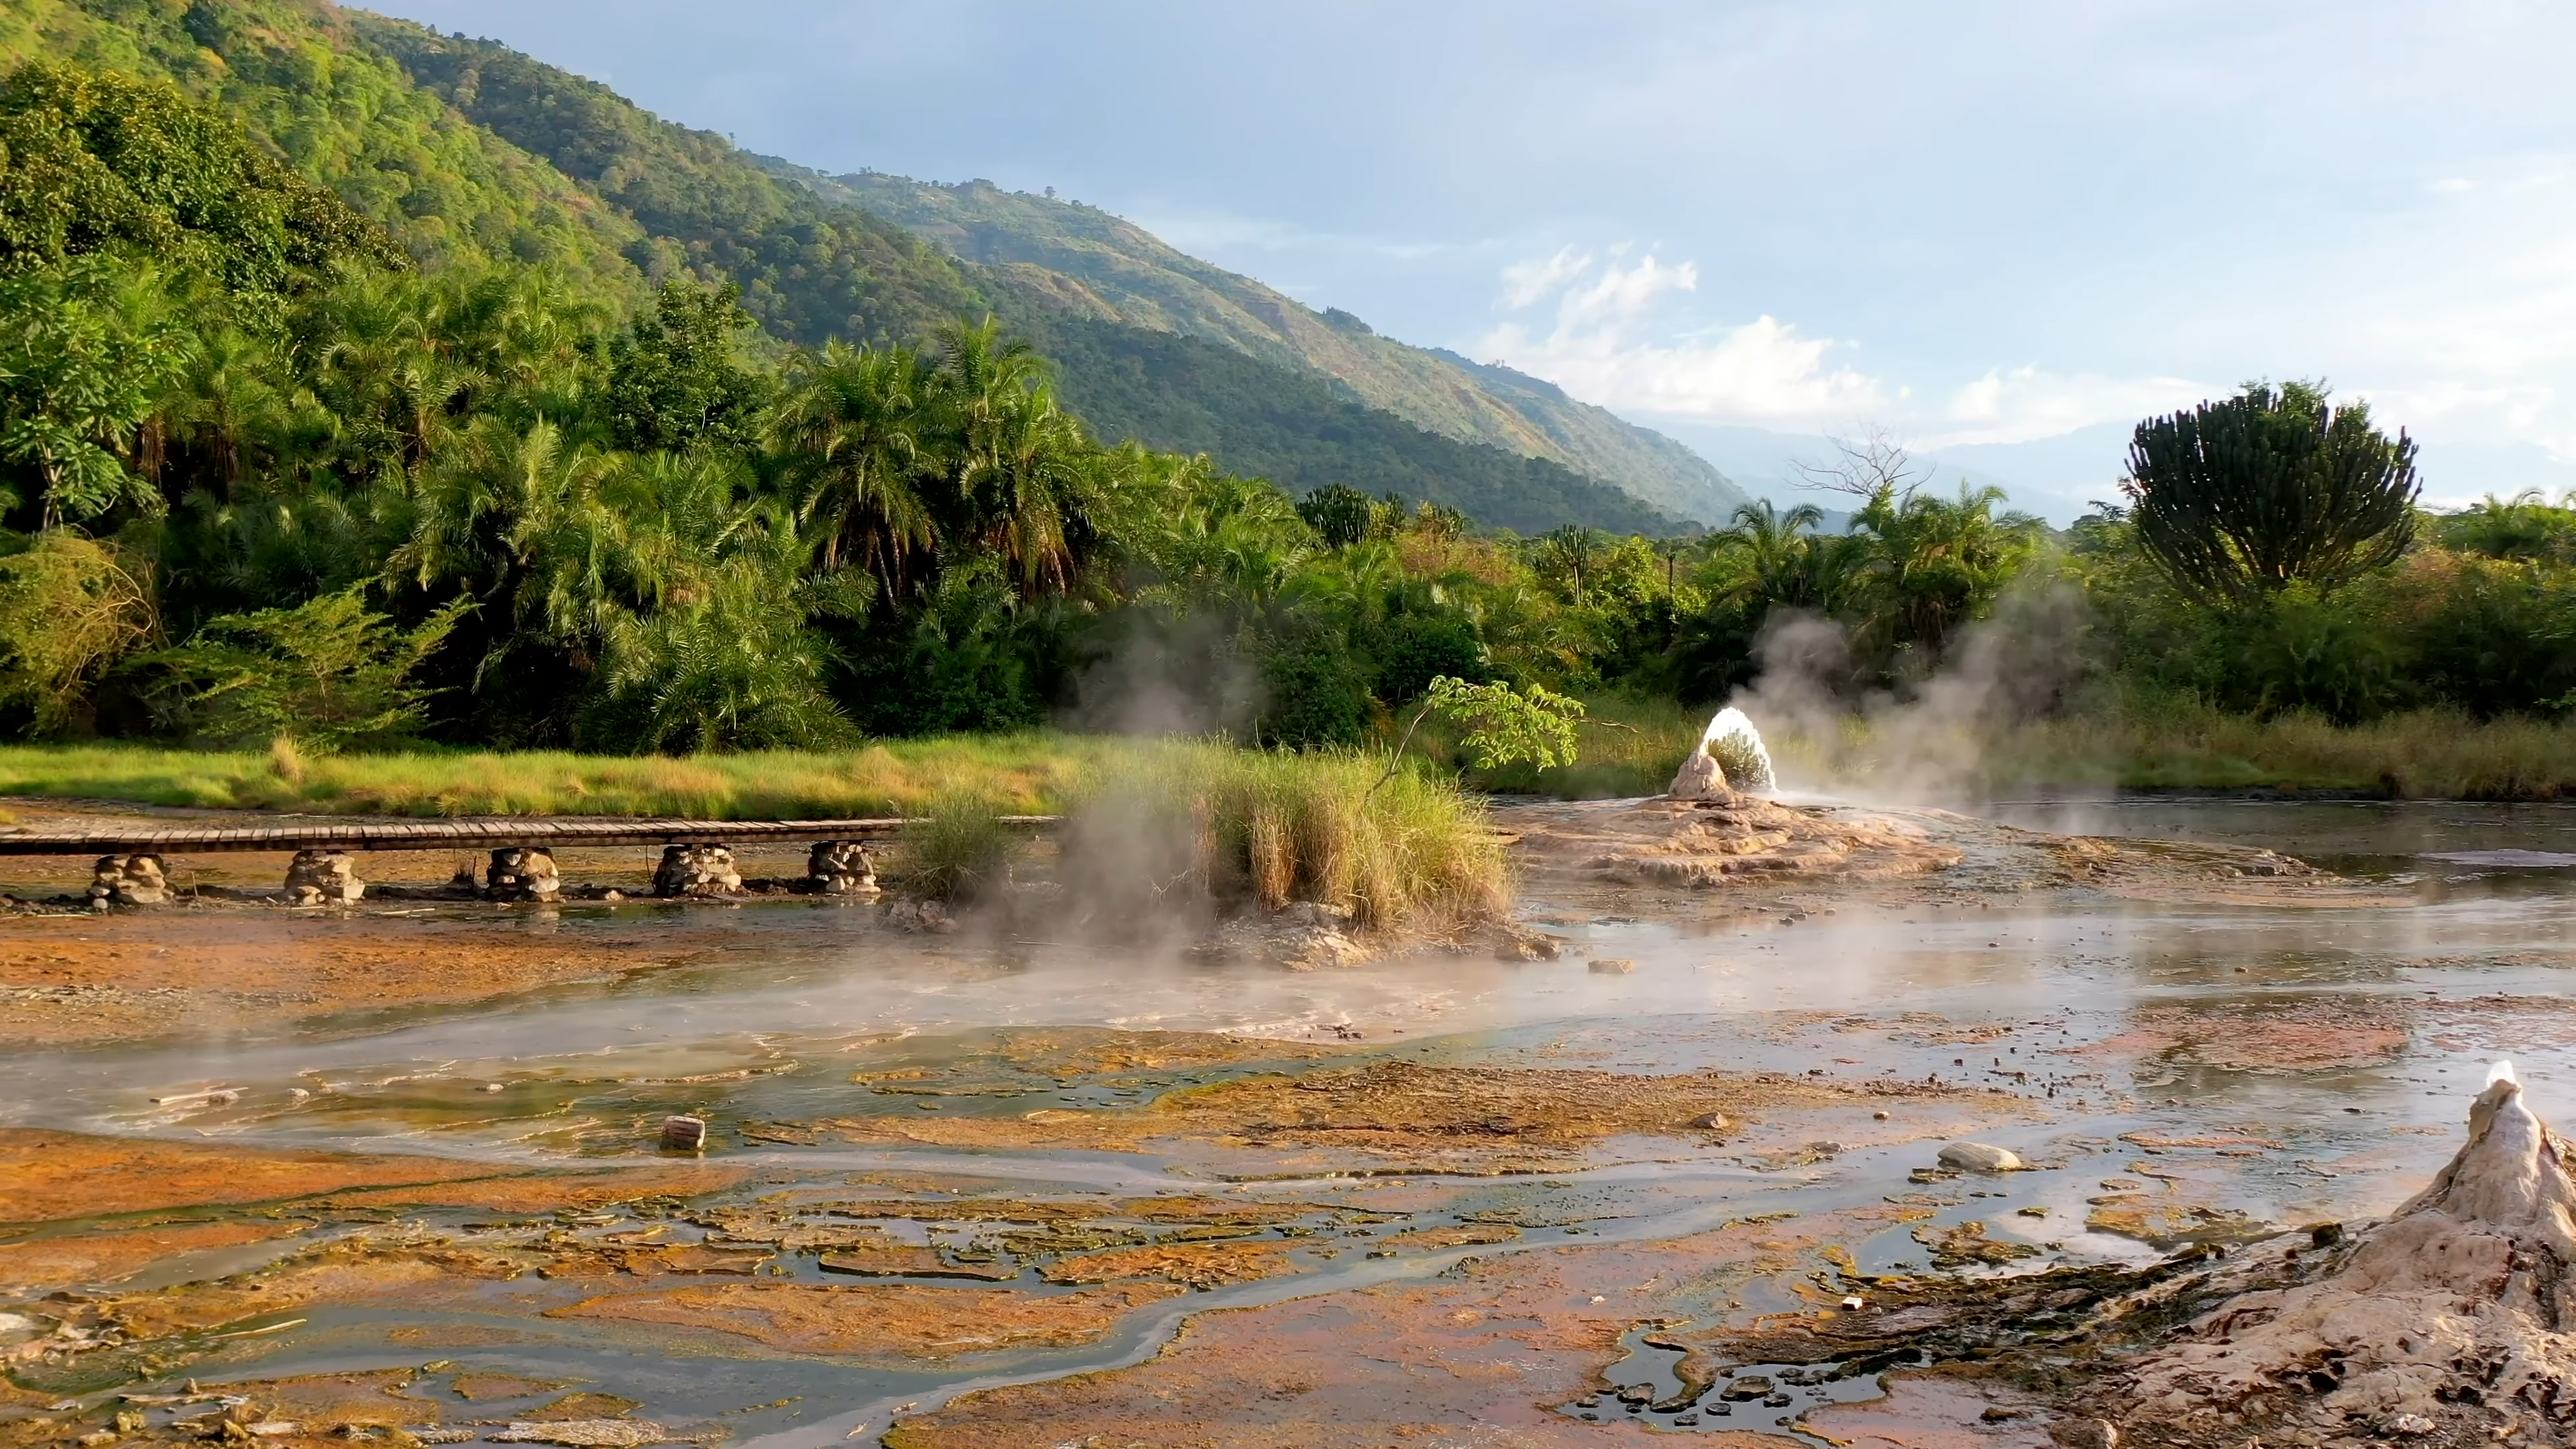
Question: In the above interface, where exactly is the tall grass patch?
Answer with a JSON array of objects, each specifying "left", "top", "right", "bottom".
[{"left": 1071, "top": 741, "right": 1507, "bottom": 929}]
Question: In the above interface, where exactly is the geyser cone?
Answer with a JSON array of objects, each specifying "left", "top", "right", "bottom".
[{"left": 2106, "top": 1063, "right": 2576, "bottom": 1442}]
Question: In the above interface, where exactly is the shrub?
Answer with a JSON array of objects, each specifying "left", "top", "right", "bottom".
[{"left": 143, "top": 585, "right": 467, "bottom": 751}]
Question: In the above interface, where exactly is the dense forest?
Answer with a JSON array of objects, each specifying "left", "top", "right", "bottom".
[{"left": 0, "top": 22, "right": 2570, "bottom": 766}]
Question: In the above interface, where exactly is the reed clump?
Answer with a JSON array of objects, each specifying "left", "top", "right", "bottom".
[
  {"left": 897, "top": 786, "right": 1018, "bottom": 900},
  {"left": 1071, "top": 741, "right": 1508, "bottom": 930}
]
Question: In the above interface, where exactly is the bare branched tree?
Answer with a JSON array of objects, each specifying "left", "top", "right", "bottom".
[{"left": 1790, "top": 423, "right": 1932, "bottom": 500}]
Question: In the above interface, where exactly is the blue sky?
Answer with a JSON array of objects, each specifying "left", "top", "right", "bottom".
[{"left": 378, "top": 1, "right": 2576, "bottom": 504}]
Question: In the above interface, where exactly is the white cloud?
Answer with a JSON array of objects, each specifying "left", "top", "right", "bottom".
[
  {"left": 1930, "top": 366, "right": 2216, "bottom": 447},
  {"left": 1498, "top": 245, "right": 1593, "bottom": 309},
  {"left": 1479, "top": 250, "right": 1885, "bottom": 422}
]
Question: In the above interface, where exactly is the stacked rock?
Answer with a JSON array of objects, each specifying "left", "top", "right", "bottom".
[
  {"left": 282, "top": 849, "right": 364, "bottom": 906},
  {"left": 89, "top": 853, "right": 168, "bottom": 907},
  {"left": 652, "top": 844, "right": 743, "bottom": 898},
  {"left": 484, "top": 845, "right": 561, "bottom": 902},
  {"left": 806, "top": 840, "right": 879, "bottom": 895}
]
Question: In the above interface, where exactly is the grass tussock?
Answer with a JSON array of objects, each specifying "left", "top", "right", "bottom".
[
  {"left": 901, "top": 786, "right": 1018, "bottom": 900},
  {"left": 1073, "top": 741, "right": 1507, "bottom": 930}
]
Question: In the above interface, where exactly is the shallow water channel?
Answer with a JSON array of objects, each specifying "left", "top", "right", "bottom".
[{"left": 9, "top": 796, "right": 2576, "bottom": 1444}]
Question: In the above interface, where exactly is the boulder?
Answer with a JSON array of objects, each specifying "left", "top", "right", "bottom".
[
  {"left": 1937, "top": 1141, "right": 2025, "bottom": 1173},
  {"left": 652, "top": 843, "right": 741, "bottom": 898}
]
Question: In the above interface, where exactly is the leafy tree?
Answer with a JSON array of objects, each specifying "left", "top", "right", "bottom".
[
  {"left": 1375, "top": 676, "right": 1583, "bottom": 796},
  {"left": 602, "top": 280, "right": 771, "bottom": 453},
  {"left": 0, "top": 61, "right": 405, "bottom": 321},
  {"left": 0, "top": 529, "right": 156, "bottom": 733},
  {"left": 1297, "top": 483, "right": 1380, "bottom": 548},
  {"left": 2125, "top": 380, "right": 2419, "bottom": 606},
  {"left": 0, "top": 257, "right": 195, "bottom": 524}
]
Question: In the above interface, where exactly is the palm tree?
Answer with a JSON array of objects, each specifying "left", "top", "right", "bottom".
[
  {"left": 929, "top": 318, "right": 1099, "bottom": 595},
  {"left": 769, "top": 339, "right": 936, "bottom": 589}
]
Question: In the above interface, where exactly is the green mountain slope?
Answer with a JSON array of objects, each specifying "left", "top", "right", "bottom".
[
  {"left": 0, "top": 0, "right": 649, "bottom": 302},
  {"left": 0, "top": 0, "right": 1684, "bottom": 534},
  {"left": 767, "top": 164, "right": 1751, "bottom": 525},
  {"left": 343, "top": 16, "right": 990, "bottom": 348},
  {"left": 1031, "top": 318, "right": 1678, "bottom": 537}
]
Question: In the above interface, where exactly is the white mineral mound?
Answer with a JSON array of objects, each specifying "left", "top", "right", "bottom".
[{"left": 2116, "top": 1061, "right": 2576, "bottom": 1438}]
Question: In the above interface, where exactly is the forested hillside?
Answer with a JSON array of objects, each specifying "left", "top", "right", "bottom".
[
  {"left": 1031, "top": 318, "right": 1676, "bottom": 537},
  {"left": 775, "top": 164, "right": 1754, "bottom": 525}
]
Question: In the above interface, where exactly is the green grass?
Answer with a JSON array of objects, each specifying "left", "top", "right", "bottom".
[
  {"left": 0, "top": 733, "right": 1508, "bottom": 928},
  {"left": 1070, "top": 741, "right": 1507, "bottom": 928},
  {"left": 0, "top": 734, "right": 1103, "bottom": 817},
  {"left": 1446, "top": 691, "right": 2576, "bottom": 800},
  {"left": 1993, "top": 702, "right": 2576, "bottom": 798}
]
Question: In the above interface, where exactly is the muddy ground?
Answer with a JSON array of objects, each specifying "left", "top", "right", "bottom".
[{"left": 0, "top": 792, "right": 2551, "bottom": 1447}]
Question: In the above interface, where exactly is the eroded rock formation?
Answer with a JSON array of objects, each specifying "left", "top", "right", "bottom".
[{"left": 2096, "top": 1066, "right": 2576, "bottom": 1444}]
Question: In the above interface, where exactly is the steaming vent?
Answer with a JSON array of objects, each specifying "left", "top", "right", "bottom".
[
  {"left": 1700, "top": 708, "right": 1776, "bottom": 794},
  {"left": 1666, "top": 708, "right": 1774, "bottom": 800}
]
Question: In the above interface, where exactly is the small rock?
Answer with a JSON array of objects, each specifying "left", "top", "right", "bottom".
[
  {"left": 1840, "top": 1294, "right": 1865, "bottom": 1310},
  {"left": 658, "top": 1115, "right": 707, "bottom": 1153},
  {"left": 1872, "top": 1109, "right": 1891, "bottom": 1120},
  {"left": 2047, "top": 1419, "right": 2118, "bottom": 1449},
  {"left": 1690, "top": 1112, "right": 1729, "bottom": 1130},
  {"left": 2308, "top": 1220, "right": 2344, "bottom": 1247},
  {"left": 1588, "top": 958, "right": 1636, "bottom": 975},
  {"left": 1938, "top": 1141, "right": 2025, "bottom": 1173},
  {"left": 2388, "top": 1413, "right": 2435, "bottom": 1436}
]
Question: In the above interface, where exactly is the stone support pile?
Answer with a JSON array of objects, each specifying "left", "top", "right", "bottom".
[
  {"left": 806, "top": 840, "right": 879, "bottom": 895},
  {"left": 652, "top": 843, "right": 742, "bottom": 898},
  {"left": 87, "top": 853, "right": 167, "bottom": 907},
  {"left": 484, "top": 845, "right": 561, "bottom": 902},
  {"left": 282, "top": 849, "right": 364, "bottom": 906}
]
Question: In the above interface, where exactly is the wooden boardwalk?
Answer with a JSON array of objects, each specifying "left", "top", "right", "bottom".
[{"left": 0, "top": 816, "right": 1059, "bottom": 857}]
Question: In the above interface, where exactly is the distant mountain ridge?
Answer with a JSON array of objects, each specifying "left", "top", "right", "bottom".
[{"left": 764, "top": 164, "right": 1751, "bottom": 526}]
